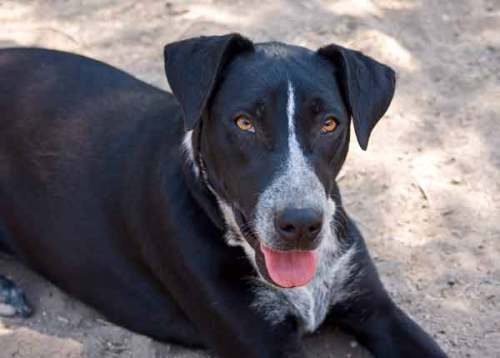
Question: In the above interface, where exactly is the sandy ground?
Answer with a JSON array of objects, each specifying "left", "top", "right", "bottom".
[{"left": 0, "top": 0, "right": 499, "bottom": 357}]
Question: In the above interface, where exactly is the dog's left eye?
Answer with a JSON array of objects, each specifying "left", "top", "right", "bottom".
[
  {"left": 321, "top": 116, "right": 338, "bottom": 134},
  {"left": 234, "top": 115, "right": 255, "bottom": 133}
]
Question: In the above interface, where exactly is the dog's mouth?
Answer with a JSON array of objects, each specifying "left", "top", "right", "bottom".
[{"left": 233, "top": 208, "right": 317, "bottom": 288}]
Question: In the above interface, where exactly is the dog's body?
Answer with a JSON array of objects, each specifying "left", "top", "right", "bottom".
[{"left": 0, "top": 35, "right": 446, "bottom": 357}]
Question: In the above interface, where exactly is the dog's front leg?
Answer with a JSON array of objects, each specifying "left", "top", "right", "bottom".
[
  {"left": 333, "top": 292, "right": 448, "bottom": 358},
  {"left": 328, "top": 222, "right": 447, "bottom": 357},
  {"left": 143, "top": 231, "right": 305, "bottom": 358}
]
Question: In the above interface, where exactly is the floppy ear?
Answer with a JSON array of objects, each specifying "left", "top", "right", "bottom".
[
  {"left": 164, "top": 33, "right": 254, "bottom": 130},
  {"left": 318, "top": 44, "right": 396, "bottom": 150}
]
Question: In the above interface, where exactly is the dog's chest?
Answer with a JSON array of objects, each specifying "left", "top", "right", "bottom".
[{"left": 252, "top": 241, "right": 356, "bottom": 333}]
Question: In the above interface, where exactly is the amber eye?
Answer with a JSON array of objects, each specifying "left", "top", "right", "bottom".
[
  {"left": 234, "top": 115, "right": 255, "bottom": 133},
  {"left": 321, "top": 116, "right": 338, "bottom": 134}
]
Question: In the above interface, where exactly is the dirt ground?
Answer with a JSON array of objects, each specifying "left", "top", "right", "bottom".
[{"left": 0, "top": 0, "right": 499, "bottom": 357}]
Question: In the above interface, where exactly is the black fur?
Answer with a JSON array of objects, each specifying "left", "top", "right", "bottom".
[{"left": 164, "top": 34, "right": 254, "bottom": 130}]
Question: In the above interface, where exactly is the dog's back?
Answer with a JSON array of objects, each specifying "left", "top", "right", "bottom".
[
  {"left": 0, "top": 47, "right": 181, "bottom": 228},
  {"left": 0, "top": 48, "right": 179, "bottom": 260},
  {"left": 0, "top": 47, "right": 176, "bottom": 147}
]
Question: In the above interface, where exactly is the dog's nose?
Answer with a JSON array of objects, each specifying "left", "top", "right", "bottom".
[{"left": 275, "top": 208, "right": 323, "bottom": 244}]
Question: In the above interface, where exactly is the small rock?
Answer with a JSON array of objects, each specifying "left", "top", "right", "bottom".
[
  {"left": 441, "top": 209, "right": 454, "bottom": 216},
  {"left": 447, "top": 276, "right": 457, "bottom": 287}
]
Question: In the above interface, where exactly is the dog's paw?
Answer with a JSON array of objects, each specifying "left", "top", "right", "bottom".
[{"left": 0, "top": 274, "right": 32, "bottom": 318}]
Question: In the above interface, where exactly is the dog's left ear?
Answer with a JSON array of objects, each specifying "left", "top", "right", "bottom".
[
  {"left": 318, "top": 44, "right": 396, "bottom": 150},
  {"left": 164, "top": 34, "right": 254, "bottom": 130}
]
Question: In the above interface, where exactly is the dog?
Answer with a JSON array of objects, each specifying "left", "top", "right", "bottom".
[{"left": 0, "top": 33, "right": 446, "bottom": 357}]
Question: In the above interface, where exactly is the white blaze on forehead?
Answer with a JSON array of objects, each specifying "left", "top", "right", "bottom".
[
  {"left": 286, "top": 81, "right": 309, "bottom": 186},
  {"left": 286, "top": 81, "right": 305, "bottom": 164},
  {"left": 287, "top": 81, "right": 296, "bottom": 141}
]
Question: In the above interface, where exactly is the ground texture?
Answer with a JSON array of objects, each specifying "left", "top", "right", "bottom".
[{"left": 0, "top": 0, "right": 499, "bottom": 357}]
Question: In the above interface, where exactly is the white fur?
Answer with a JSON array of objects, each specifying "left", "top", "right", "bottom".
[{"left": 182, "top": 130, "right": 199, "bottom": 177}]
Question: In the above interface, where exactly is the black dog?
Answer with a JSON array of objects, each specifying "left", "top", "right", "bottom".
[{"left": 0, "top": 34, "right": 446, "bottom": 357}]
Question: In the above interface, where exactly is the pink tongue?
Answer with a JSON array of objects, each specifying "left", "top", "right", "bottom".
[{"left": 260, "top": 244, "right": 316, "bottom": 288}]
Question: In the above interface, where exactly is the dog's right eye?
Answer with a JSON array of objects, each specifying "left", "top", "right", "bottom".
[{"left": 234, "top": 115, "right": 255, "bottom": 133}]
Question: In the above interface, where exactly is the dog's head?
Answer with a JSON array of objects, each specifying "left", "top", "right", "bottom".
[{"left": 165, "top": 34, "right": 395, "bottom": 288}]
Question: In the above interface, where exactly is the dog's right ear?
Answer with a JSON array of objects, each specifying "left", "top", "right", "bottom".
[{"left": 164, "top": 34, "right": 254, "bottom": 130}]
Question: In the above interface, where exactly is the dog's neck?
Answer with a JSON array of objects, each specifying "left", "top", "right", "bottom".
[{"left": 181, "top": 130, "right": 226, "bottom": 230}]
